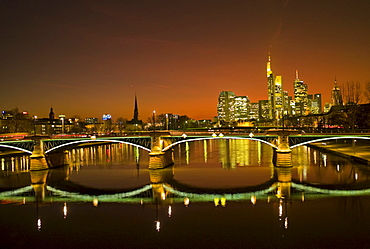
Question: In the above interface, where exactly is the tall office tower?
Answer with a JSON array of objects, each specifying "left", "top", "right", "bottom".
[
  {"left": 234, "top": 95, "right": 250, "bottom": 120},
  {"left": 331, "top": 78, "right": 343, "bottom": 106},
  {"left": 267, "top": 54, "right": 284, "bottom": 122},
  {"left": 258, "top": 100, "right": 269, "bottom": 120},
  {"left": 293, "top": 70, "right": 308, "bottom": 116},
  {"left": 283, "top": 91, "right": 292, "bottom": 116},
  {"left": 267, "top": 53, "right": 274, "bottom": 120},
  {"left": 274, "top": 75, "right": 284, "bottom": 121},
  {"left": 217, "top": 91, "right": 236, "bottom": 123}
]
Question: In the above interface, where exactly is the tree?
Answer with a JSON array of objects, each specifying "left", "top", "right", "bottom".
[
  {"left": 364, "top": 81, "right": 370, "bottom": 103},
  {"left": 5, "top": 108, "right": 32, "bottom": 133},
  {"left": 340, "top": 81, "right": 362, "bottom": 132},
  {"left": 116, "top": 117, "right": 126, "bottom": 135}
]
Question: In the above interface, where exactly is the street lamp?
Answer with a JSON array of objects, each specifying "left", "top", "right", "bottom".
[{"left": 152, "top": 110, "right": 156, "bottom": 132}]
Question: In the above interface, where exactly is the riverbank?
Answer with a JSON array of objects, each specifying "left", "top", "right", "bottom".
[{"left": 308, "top": 142, "right": 370, "bottom": 166}]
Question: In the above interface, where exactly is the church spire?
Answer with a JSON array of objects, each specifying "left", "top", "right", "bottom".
[
  {"left": 49, "top": 106, "right": 54, "bottom": 120},
  {"left": 133, "top": 93, "right": 139, "bottom": 122}
]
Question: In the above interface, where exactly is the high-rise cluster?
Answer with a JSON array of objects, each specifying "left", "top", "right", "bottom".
[{"left": 217, "top": 54, "right": 330, "bottom": 125}]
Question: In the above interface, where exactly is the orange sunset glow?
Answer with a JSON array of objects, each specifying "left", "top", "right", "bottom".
[{"left": 1, "top": 0, "right": 369, "bottom": 121}]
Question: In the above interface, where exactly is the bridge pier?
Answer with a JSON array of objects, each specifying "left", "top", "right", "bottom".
[
  {"left": 30, "top": 138, "right": 49, "bottom": 171},
  {"left": 30, "top": 170, "right": 49, "bottom": 200},
  {"left": 149, "top": 132, "right": 174, "bottom": 169},
  {"left": 275, "top": 167, "right": 292, "bottom": 199},
  {"left": 150, "top": 168, "right": 174, "bottom": 201},
  {"left": 266, "top": 129, "right": 301, "bottom": 167}
]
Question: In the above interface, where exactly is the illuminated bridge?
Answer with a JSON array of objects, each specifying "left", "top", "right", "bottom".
[
  {"left": 1, "top": 133, "right": 370, "bottom": 154},
  {"left": 1, "top": 132, "right": 370, "bottom": 170}
]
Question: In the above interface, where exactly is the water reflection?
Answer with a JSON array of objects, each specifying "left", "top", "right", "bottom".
[{"left": 2, "top": 140, "right": 370, "bottom": 248}]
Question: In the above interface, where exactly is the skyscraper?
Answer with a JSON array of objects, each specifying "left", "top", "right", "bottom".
[
  {"left": 267, "top": 53, "right": 274, "bottom": 120},
  {"left": 217, "top": 91, "right": 235, "bottom": 123},
  {"left": 267, "top": 54, "right": 284, "bottom": 122},
  {"left": 234, "top": 95, "right": 250, "bottom": 120},
  {"left": 293, "top": 70, "right": 308, "bottom": 116}
]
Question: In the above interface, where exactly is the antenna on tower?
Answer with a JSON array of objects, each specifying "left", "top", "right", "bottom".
[{"left": 295, "top": 70, "right": 299, "bottom": 80}]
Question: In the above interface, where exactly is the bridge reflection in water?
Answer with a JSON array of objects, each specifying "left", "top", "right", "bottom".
[{"left": 1, "top": 139, "right": 370, "bottom": 247}]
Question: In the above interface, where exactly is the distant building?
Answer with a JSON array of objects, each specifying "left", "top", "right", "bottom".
[
  {"left": 310, "top": 93, "right": 322, "bottom": 114},
  {"left": 85, "top": 117, "right": 99, "bottom": 124},
  {"left": 323, "top": 102, "right": 331, "bottom": 113},
  {"left": 217, "top": 91, "right": 235, "bottom": 123},
  {"left": 331, "top": 78, "right": 343, "bottom": 106},
  {"left": 267, "top": 54, "right": 284, "bottom": 122},
  {"left": 234, "top": 96, "right": 250, "bottom": 120},
  {"left": 249, "top": 102, "right": 259, "bottom": 120},
  {"left": 283, "top": 91, "right": 292, "bottom": 116},
  {"left": 258, "top": 100, "right": 269, "bottom": 120},
  {"left": 293, "top": 70, "right": 308, "bottom": 116},
  {"left": 0, "top": 109, "right": 30, "bottom": 133}
]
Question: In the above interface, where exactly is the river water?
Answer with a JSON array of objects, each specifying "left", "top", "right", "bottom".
[{"left": 1, "top": 139, "right": 370, "bottom": 249}]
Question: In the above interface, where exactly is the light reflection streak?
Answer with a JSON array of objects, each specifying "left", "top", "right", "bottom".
[
  {"left": 63, "top": 202, "right": 67, "bottom": 219},
  {"left": 155, "top": 220, "right": 160, "bottom": 232},
  {"left": 185, "top": 142, "right": 189, "bottom": 165},
  {"left": 168, "top": 206, "right": 172, "bottom": 217},
  {"left": 284, "top": 217, "right": 288, "bottom": 229},
  {"left": 37, "top": 218, "right": 42, "bottom": 231},
  {"left": 203, "top": 140, "right": 207, "bottom": 163}
]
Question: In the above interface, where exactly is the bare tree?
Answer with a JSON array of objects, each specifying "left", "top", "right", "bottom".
[
  {"left": 340, "top": 81, "right": 362, "bottom": 132},
  {"left": 364, "top": 81, "right": 370, "bottom": 103},
  {"left": 341, "top": 81, "right": 361, "bottom": 105}
]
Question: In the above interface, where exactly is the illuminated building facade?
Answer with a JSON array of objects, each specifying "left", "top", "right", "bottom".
[
  {"left": 234, "top": 96, "right": 250, "bottom": 120},
  {"left": 217, "top": 91, "right": 236, "bottom": 123},
  {"left": 249, "top": 102, "right": 259, "bottom": 120},
  {"left": 274, "top": 75, "right": 284, "bottom": 121},
  {"left": 258, "top": 100, "right": 269, "bottom": 120},
  {"left": 283, "top": 91, "right": 292, "bottom": 116},
  {"left": 267, "top": 54, "right": 284, "bottom": 122},
  {"left": 308, "top": 94, "right": 322, "bottom": 114},
  {"left": 267, "top": 54, "right": 274, "bottom": 119},
  {"left": 293, "top": 70, "right": 308, "bottom": 116}
]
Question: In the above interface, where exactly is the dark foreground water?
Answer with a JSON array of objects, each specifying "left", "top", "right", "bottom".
[{"left": 1, "top": 139, "right": 370, "bottom": 249}]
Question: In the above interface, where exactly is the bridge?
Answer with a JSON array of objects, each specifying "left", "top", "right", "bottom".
[{"left": 1, "top": 130, "right": 370, "bottom": 170}]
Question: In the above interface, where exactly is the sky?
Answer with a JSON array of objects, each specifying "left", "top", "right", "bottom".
[{"left": 1, "top": 0, "right": 369, "bottom": 121}]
